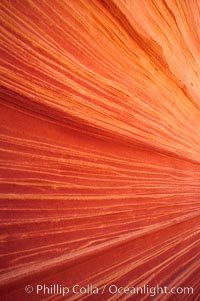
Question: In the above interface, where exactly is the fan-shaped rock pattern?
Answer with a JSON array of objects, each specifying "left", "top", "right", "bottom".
[{"left": 0, "top": 0, "right": 200, "bottom": 300}]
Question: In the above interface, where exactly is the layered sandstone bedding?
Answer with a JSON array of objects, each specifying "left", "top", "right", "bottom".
[{"left": 0, "top": 1, "right": 200, "bottom": 300}]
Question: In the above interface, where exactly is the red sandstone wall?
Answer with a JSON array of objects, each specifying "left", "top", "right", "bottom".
[{"left": 0, "top": 1, "right": 200, "bottom": 300}]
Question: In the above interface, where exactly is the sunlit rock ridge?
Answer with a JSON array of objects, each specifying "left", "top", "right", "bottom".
[{"left": 0, "top": 0, "right": 200, "bottom": 300}]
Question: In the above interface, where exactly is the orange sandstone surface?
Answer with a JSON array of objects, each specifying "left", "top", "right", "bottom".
[{"left": 0, "top": 1, "right": 200, "bottom": 300}]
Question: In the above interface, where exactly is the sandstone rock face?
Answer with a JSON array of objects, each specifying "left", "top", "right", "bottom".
[{"left": 0, "top": 1, "right": 200, "bottom": 300}]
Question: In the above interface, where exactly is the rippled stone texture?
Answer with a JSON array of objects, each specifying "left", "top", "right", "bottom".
[{"left": 0, "top": 1, "right": 200, "bottom": 300}]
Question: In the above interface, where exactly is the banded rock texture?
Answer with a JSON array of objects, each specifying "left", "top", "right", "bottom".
[{"left": 0, "top": 0, "right": 200, "bottom": 300}]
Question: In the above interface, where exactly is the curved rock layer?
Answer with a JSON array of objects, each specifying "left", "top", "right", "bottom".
[{"left": 0, "top": 0, "right": 200, "bottom": 300}]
